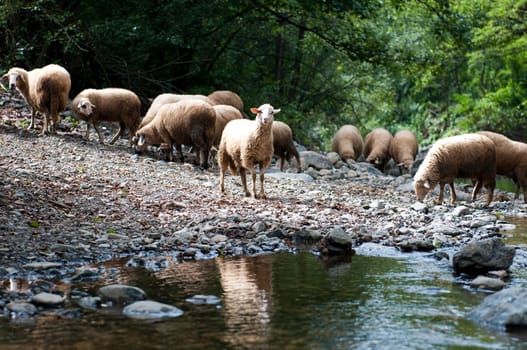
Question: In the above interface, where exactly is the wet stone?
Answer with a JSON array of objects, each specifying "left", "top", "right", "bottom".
[
  {"left": 31, "top": 292, "right": 65, "bottom": 307},
  {"left": 123, "top": 300, "right": 184, "bottom": 320},
  {"left": 185, "top": 295, "right": 221, "bottom": 305},
  {"left": 7, "top": 302, "right": 38, "bottom": 318},
  {"left": 97, "top": 284, "right": 147, "bottom": 305}
]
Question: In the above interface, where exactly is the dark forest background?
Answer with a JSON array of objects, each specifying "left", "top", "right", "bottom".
[{"left": 2, "top": 0, "right": 527, "bottom": 150}]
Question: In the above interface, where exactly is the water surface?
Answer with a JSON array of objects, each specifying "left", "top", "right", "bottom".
[{"left": 1, "top": 252, "right": 527, "bottom": 349}]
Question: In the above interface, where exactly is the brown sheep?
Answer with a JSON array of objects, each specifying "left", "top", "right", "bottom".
[
  {"left": 212, "top": 105, "right": 244, "bottom": 147},
  {"left": 478, "top": 131, "right": 527, "bottom": 202},
  {"left": 389, "top": 130, "right": 419, "bottom": 175},
  {"left": 71, "top": 88, "right": 141, "bottom": 145},
  {"left": 2, "top": 64, "right": 71, "bottom": 135},
  {"left": 218, "top": 103, "right": 280, "bottom": 199},
  {"left": 413, "top": 133, "right": 496, "bottom": 205},
  {"left": 207, "top": 90, "right": 247, "bottom": 118},
  {"left": 272, "top": 121, "right": 301, "bottom": 172},
  {"left": 363, "top": 128, "right": 393, "bottom": 171},
  {"left": 133, "top": 99, "right": 216, "bottom": 169},
  {"left": 331, "top": 125, "right": 363, "bottom": 161},
  {"left": 139, "top": 93, "right": 212, "bottom": 129}
]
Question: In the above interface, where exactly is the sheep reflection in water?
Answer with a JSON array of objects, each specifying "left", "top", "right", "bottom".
[{"left": 216, "top": 256, "right": 273, "bottom": 347}]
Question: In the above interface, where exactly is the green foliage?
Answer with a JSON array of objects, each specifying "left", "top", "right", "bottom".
[{"left": 2, "top": 0, "right": 527, "bottom": 149}]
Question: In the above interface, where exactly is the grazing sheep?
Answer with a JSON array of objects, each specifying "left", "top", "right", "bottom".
[
  {"left": 139, "top": 93, "right": 212, "bottom": 129},
  {"left": 413, "top": 133, "right": 496, "bottom": 205},
  {"left": 71, "top": 88, "right": 141, "bottom": 145},
  {"left": 218, "top": 103, "right": 280, "bottom": 199},
  {"left": 389, "top": 130, "right": 419, "bottom": 175},
  {"left": 332, "top": 125, "right": 363, "bottom": 161},
  {"left": 133, "top": 99, "right": 216, "bottom": 169},
  {"left": 2, "top": 64, "right": 71, "bottom": 134},
  {"left": 207, "top": 90, "right": 247, "bottom": 118},
  {"left": 212, "top": 105, "right": 244, "bottom": 147},
  {"left": 363, "top": 128, "right": 393, "bottom": 171},
  {"left": 272, "top": 121, "right": 301, "bottom": 172},
  {"left": 478, "top": 131, "right": 527, "bottom": 202}
]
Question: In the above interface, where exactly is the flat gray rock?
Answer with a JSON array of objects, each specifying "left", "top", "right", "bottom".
[{"left": 123, "top": 300, "right": 183, "bottom": 319}]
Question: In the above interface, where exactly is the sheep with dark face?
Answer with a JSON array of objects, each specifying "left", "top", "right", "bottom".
[
  {"left": 272, "top": 121, "right": 301, "bottom": 172},
  {"left": 71, "top": 88, "right": 141, "bottom": 145},
  {"left": 413, "top": 133, "right": 496, "bottom": 205},
  {"left": 218, "top": 103, "right": 280, "bottom": 199},
  {"left": 389, "top": 130, "right": 419, "bottom": 175},
  {"left": 133, "top": 99, "right": 216, "bottom": 169},
  {"left": 2, "top": 64, "right": 71, "bottom": 134},
  {"left": 478, "top": 131, "right": 527, "bottom": 202},
  {"left": 363, "top": 128, "right": 393, "bottom": 171},
  {"left": 332, "top": 125, "right": 363, "bottom": 161}
]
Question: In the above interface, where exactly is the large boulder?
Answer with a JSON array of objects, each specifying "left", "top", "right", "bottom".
[
  {"left": 452, "top": 238, "right": 515, "bottom": 275},
  {"left": 468, "top": 287, "right": 527, "bottom": 331}
]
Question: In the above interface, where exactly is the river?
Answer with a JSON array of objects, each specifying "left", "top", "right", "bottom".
[{"left": 1, "top": 249, "right": 526, "bottom": 349}]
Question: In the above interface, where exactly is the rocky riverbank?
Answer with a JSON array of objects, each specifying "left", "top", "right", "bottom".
[{"left": 1, "top": 95, "right": 527, "bottom": 327}]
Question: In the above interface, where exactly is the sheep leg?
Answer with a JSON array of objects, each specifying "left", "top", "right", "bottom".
[
  {"left": 448, "top": 182, "right": 457, "bottom": 204},
  {"left": 28, "top": 108, "right": 36, "bottom": 130},
  {"left": 436, "top": 183, "right": 445, "bottom": 204},
  {"left": 280, "top": 157, "right": 285, "bottom": 172},
  {"left": 240, "top": 168, "right": 250, "bottom": 197},
  {"left": 91, "top": 123, "right": 105, "bottom": 144},
  {"left": 109, "top": 123, "right": 125, "bottom": 144},
  {"left": 258, "top": 167, "right": 266, "bottom": 199},
  {"left": 41, "top": 114, "right": 49, "bottom": 135},
  {"left": 50, "top": 114, "right": 59, "bottom": 134},
  {"left": 484, "top": 184, "right": 494, "bottom": 206},
  {"left": 251, "top": 168, "right": 258, "bottom": 198},
  {"left": 175, "top": 145, "right": 184, "bottom": 163},
  {"left": 199, "top": 148, "right": 209, "bottom": 169},
  {"left": 294, "top": 153, "right": 302, "bottom": 173},
  {"left": 471, "top": 181, "right": 482, "bottom": 202},
  {"left": 219, "top": 169, "right": 226, "bottom": 194}
]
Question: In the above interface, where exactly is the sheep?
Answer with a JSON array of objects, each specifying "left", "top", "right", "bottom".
[
  {"left": 2, "top": 64, "right": 71, "bottom": 135},
  {"left": 413, "top": 133, "right": 496, "bottom": 205},
  {"left": 132, "top": 99, "right": 216, "bottom": 169},
  {"left": 389, "top": 130, "right": 419, "bottom": 175},
  {"left": 71, "top": 88, "right": 141, "bottom": 145},
  {"left": 331, "top": 125, "right": 363, "bottom": 161},
  {"left": 212, "top": 104, "right": 244, "bottom": 147},
  {"left": 363, "top": 128, "right": 393, "bottom": 171},
  {"left": 272, "top": 121, "right": 301, "bottom": 172},
  {"left": 478, "top": 131, "right": 527, "bottom": 202},
  {"left": 139, "top": 93, "right": 212, "bottom": 129},
  {"left": 207, "top": 90, "right": 247, "bottom": 118},
  {"left": 218, "top": 103, "right": 280, "bottom": 199}
]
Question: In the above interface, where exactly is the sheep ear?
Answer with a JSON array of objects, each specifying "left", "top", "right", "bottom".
[
  {"left": 250, "top": 107, "right": 259, "bottom": 115},
  {"left": 273, "top": 108, "right": 281, "bottom": 114},
  {"left": 424, "top": 180, "right": 430, "bottom": 189},
  {"left": 1, "top": 73, "right": 7, "bottom": 80}
]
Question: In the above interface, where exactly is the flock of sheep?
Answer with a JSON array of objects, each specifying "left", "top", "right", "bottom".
[
  {"left": 1, "top": 63, "right": 299, "bottom": 199},
  {"left": 329, "top": 122, "right": 527, "bottom": 207},
  {"left": 2, "top": 63, "right": 527, "bottom": 204}
]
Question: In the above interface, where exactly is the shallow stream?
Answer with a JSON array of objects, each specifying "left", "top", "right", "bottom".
[{"left": 1, "top": 249, "right": 527, "bottom": 349}]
